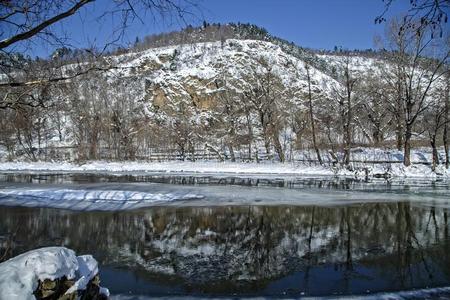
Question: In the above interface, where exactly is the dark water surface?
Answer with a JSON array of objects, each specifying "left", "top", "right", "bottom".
[
  {"left": 1, "top": 171, "right": 449, "bottom": 191},
  {"left": 0, "top": 173, "right": 450, "bottom": 298}
]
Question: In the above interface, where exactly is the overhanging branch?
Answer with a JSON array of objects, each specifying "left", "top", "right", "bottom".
[{"left": 0, "top": 0, "right": 95, "bottom": 50}]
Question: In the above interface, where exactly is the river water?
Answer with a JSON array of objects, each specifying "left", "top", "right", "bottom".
[{"left": 0, "top": 172, "right": 449, "bottom": 299}]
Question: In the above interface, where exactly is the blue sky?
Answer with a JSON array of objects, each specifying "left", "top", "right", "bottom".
[
  {"left": 201, "top": 0, "right": 408, "bottom": 50},
  {"left": 21, "top": 0, "right": 410, "bottom": 57}
]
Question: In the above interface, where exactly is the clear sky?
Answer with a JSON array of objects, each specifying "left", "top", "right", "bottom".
[
  {"left": 21, "top": 0, "right": 412, "bottom": 57},
  {"left": 200, "top": 0, "right": 409, "bottom": 50}
]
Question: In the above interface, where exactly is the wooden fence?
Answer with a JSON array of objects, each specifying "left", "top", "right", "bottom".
[{"left": 28, "top": 146, "right": 435, "bottom": 166}]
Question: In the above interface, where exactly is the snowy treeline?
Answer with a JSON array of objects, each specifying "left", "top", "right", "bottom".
[{"left": 0, "top": 23, "right": 449, "bottom": 169}]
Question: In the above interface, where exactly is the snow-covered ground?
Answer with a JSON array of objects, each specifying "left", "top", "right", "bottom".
[
  {"left": 0, "top": 247, "right": 108, "bottom": 300},
  {"left": 0, "top": 160, "right": 332, "bottom": 174},
  {"left": 0, "top": 159, "right": 448, "bottom": 179}
]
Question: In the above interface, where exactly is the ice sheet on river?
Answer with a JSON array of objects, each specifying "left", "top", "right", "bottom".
[{"left": 0, "top": 187, "right": 204, "bottom": 210}]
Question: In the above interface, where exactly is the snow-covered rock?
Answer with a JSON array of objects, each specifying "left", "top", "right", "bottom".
[{"left": 0, "top": 247, "right": 109, "bottom": 300}]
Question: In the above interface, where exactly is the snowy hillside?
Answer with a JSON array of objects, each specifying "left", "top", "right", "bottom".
[
  {"left": 0, "top": 24, "right": 448, "bottom": 175},
  {"left": 98, "top": 39, "right": 338, "bottom": 121}
]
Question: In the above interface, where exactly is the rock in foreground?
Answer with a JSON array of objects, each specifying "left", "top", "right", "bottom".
[{"left": 0, "top": 247, "right": 109, "bottom": 300}]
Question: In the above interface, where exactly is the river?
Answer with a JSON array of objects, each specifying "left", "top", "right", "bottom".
[{"left": 0, "top": 172, "right": 449, "bottom": 299}]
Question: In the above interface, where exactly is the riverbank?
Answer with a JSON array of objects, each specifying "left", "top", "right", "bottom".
[{"left": 0, "top": 160, "right": 448, "bottom": 179}]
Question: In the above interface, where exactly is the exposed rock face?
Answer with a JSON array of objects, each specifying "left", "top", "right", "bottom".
[
  {"left": 146, "top": 76, "right": 219, "bottom": 110},
  {"left": 120, "top": 39, "right": 336, "bottom": 123},
  {"left": 34, "top": 274, "right": 107, "bottom": 300}
]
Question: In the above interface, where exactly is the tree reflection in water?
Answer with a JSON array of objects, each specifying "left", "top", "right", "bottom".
[{"left": 0, "top": 203, "right": 449, "bottom": 297}]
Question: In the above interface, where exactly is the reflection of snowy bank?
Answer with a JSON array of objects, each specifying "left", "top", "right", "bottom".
[
  {"left": 0, "top": 160, "right": 448, "bottom": 179},
  {"left": 0, "top": 205, "right": 448, "bottom": 297},
  {"left": 0, "top": 188, "right": 204, "bottom": 210},
  {"left": 108, "top": 204, "right": 448, "bottom": 288},
  {"left": 0, "top": 247, "right": 108, "bottom": 300}
]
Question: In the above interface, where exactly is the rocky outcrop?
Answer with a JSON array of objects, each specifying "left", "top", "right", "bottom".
[
  {"left": 0, "top": 247, "right": 109, "bottom": 300},
  {"left": 34, "top": 274, "right": 107, "bottom": 300}
]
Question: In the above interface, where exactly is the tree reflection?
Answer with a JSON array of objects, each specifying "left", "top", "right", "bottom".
[{"left": 0, "top": 203, "right": 449, "bottom": 296}]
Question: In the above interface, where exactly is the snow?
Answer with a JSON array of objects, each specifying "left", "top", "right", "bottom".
[
  {"left": 64, "top": 255, "right": 99, "bottom": 295},
  {"left": 0, "top": 160, "right": 332, "bottom": 175},
  {"left": 0, "top": 247, "right": 108, "bottom": 300},
  {"left": 116, "top": 39, "right": 335, "bottom": 92},
  {"left": 0, "top": 159, "right": 447, "bottom": 179},
  {"left": 0, "top": 188, "right": 204, "bottom": 210},
  {"left": 336, "top": 163, "right": 448, "bottom": 179}
]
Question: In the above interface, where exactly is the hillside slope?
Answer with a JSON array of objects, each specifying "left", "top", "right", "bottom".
[{"left": 0, "top": 25, "right": 447, "bottom": 171}]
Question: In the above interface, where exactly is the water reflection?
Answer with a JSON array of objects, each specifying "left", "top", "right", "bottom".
[
  {"left": 1, "top": 172, "right": 449, "bottom": 192},
  {"left": 0, "top": 203, "right": 449, "bottom": 297}
]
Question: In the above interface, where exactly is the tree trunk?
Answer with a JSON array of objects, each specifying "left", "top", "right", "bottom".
[
  {"left": 396, "top": 122, "right": 403, "bottom": 151},
  {"left": 272, "top": 131, "right": 285, "bottom": 162},
  {"left": 339, "top": 100, "right": 350, "bottom": 166},
  {"left": 190, "top": 142, "right": 195, "bottom": 162},
  {"left": 228, "top": 144, "right": 236, "bottom": 162},
  {"left": 343, "top": 112, "right": 351, "bottom": 166},
  {"left": 345, "top": 89, "right": 352, "bottom": 167},
  {"left": 395, "top": 94, "right": 404, "bottom": 151},
  {"left": 179, "top": 143, "right": 185, "bottom": 161},
  {"left": 403, "top": 124, "right": 412, "bottom": 166},
  {"left": 246, "top": 112, "right": 253, "bottom": 162},
  {"left": 373, "top": 125, "right": 381, "bottom": 147},
  {"left": 341, "top": 62, "right": 353, "bottom": 169},
  {"left": 89, "top": 140, "right": 97, "bottom": 160},
  {"left": 444, "top": 78, "right": 449, "bottom": 168},
  {"left": 445, "top": 120, "right": 449, "bottom": 169},
  {"left": 431, "top": 135, "right": 439, "bottom": 171},
  {"left": 306, "top": 65, "right": 323, "bottom": 165},
  {"left": 263, "top": 134, "right": 271, "bottom": 159},
  {"left": 259, "top": 111, "right": 273, "bottom": 160},
  {"left": 205, "top": 143, "right": 224, "bottom": 162}
]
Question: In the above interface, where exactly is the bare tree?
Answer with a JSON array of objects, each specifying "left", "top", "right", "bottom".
[
  {"left": 376, "top": 0, "right": 449, "bottom": 38},
  {"left": 332, "top": 55, "right": 357, "bottom": 167},
  {"left": 0, "top": 0, "right": 200, "bottom": 109},
  {"left": 382, "top": 20, "right": 449, "bottom": 166},
  {"left": 0, "top": 0, "right": 198, "bottom": 52},
  {"left": 244, "top": 59, "right": 286, "bottom": 162},
  {"left": 357, "top": 72, "right": 393, "bottom": 146},
  {"left": 444, "top": 75, "right": 450, "bottom": 168},
  {"left": 422, "top": 97, "right": 447, "bottom": 171},
  {"left": 213, "top": 79, "right": 243, "bottom": 162},
  {"left": 305, "top": 63, "right": 323, "bottom": 164}
]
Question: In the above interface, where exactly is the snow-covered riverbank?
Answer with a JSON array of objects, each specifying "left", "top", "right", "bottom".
[{"left": 0, "top": 160, "right": 448, "bottom": 179}]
